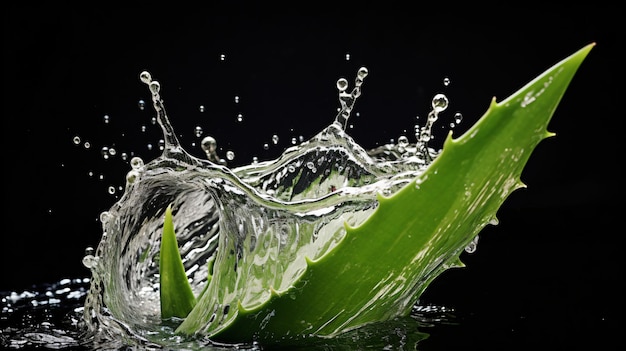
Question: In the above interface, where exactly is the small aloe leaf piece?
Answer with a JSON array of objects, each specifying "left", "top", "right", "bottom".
[
  {"left": 159, "top": 204, "right": 197, "bottom": 319},
  {"left": 173, "top": 43, "right": 594, "bottom": 342}
]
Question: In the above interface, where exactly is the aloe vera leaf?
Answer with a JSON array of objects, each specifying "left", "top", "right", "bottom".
[
  {"left": 159, "top": 204, "right": 197, "bottom": 319},
  {"left": 176, "top": 43, "right": 594, "bottom": 341}
]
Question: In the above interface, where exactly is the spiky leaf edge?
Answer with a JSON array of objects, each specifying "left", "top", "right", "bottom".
[{"left": 175, "top": 43, "right": 594, "bottom": 342}]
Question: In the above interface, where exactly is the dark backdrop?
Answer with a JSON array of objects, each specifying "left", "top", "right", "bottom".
[{"left": 3, "top": 5, "right": 623, "bottom": 350}]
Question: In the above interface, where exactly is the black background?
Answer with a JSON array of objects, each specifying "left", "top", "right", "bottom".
[{"left": 3, "top": 4, "right": 623, "bottom": 350}]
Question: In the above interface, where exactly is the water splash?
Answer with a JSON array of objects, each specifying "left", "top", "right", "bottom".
[{"left": 73, "top": 67, "right": 455, "bottom": 348}]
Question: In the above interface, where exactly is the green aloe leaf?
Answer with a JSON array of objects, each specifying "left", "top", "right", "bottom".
[
  {"left": 165, "top": 43, "right": 594, "bottom": 342},
  {"left": 159, "top": 204, "right": 197, "bottom": 319}
]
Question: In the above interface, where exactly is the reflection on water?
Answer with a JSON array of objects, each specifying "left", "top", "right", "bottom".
[{"left": 0, "top": 277, "right": 456, "bottom": 350}]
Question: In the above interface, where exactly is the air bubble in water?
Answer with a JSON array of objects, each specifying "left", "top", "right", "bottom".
[
  {"left": 138, "top": 99, "right": 146, "bottom": 110},
  {"left": 236, "top": 113, "right": 243, "bottom": 122},
  {"left": 103, "top": 115, "right": 110, "bottom": 124},
  {"left": 73, "top": 136, "right": 81, "bottom": 145},
  {"left": 443, "top": 77, "right": 451, "bottom": 86},
  {"left": 226, "top": 151, "right": 235, "bottom": 161},
  {"left": 272, "top": 134, "right": 279, "bottom": 145},
  {"left": 199, "top": 105, "right": 205, "bottom": 113}
]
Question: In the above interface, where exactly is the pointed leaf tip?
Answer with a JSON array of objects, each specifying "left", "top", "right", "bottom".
[{"left": 160, "top": 204, "right": 197, "bottom": 320}]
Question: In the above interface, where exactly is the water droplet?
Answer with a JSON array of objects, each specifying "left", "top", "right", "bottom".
[
  {"left": 398, "top": 135, "right": 409, "bottom": 147},
  {"left": 130, "top": 157, "right": 144, "bottom": 169},
  {"left": 336, "top": 78, "right": 349, "bottom": 92},
  {"left": 138, "top": 99, "right": 146, "bottom": 110},
  {"left": 82, "top": 255, "right": 97, "bottom": 269},
  {"left": 139, "top": 71, "right": 152, "bottom": 84},
  {"left": 201, "top": 136, "right": 217, "bottom": 154},
  {"left": 454, "top": 112, "right": 463, "bottom": 124},
  {"left": 101, "top": 146, "right": 109, "bottom": 159},
  {"left": 357, "top": 67, "right": 369, "bottom": 80},
  {"left": 194, "top": 126, "right": 203, "bottom": 137},
  {"left": 99, "top": 211, "right": 111, "bottom": 223},
  {"left": 126, "top": 170, "right": 139, "bottom": 184},
  {"left": 226, "top": 150, "right": 235, "bottom": 160},
  {"left": 431, "top": 93, "right": 449, "bottom": 113},
  {"left": 464, "top": 235, "right": 479, "bottom": 253},
  {"left": 443, "top": 77, "right": 451, "bottom": 86},
  {"left": 149, "top": 81, "right": 160, "bottom": 95}
]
